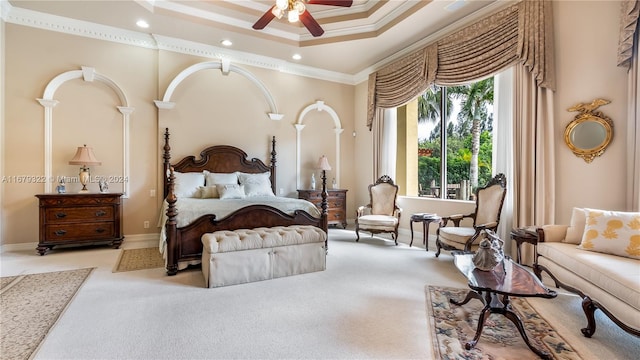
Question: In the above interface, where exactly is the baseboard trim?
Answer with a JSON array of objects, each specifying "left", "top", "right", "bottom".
[{"left": 1, "top": 233, "right": 160, "bottom": 253}]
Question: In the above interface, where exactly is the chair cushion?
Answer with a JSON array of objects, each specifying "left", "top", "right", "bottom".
[
  {"left": 358, "top": 214, "right": 398, "bottom": 227},
  {"left": 370, "top": 184, "right": 397, "bottom": 215},
  {"left": 439, "top": 226, "right": 477, "bottom": 244}
]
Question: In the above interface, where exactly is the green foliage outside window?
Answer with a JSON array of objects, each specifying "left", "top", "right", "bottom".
[{"left": 417, "top": 78, "right": 494, "bottom": 196}]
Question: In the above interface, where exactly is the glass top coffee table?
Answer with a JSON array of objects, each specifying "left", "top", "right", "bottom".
[{"left": 451, "top": 253, "right": 557, "bottom": 359}]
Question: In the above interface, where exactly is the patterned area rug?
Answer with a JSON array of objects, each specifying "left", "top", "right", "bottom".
[
  {"left": 0, "top": 268, "right": 94, "bottom": 360},
  {"left": 113, "top": 247, "right": 164, "bottom": 272},
  {"left": 426, "top": 285, "right": 582, "bottom": 360}
]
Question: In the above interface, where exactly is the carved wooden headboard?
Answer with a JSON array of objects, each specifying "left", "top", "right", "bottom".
[{"left": 162, "top": 128, "right": 277, "bottom": 198}]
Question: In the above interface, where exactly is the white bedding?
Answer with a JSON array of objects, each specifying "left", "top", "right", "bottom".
[{"left": 158, "top": 196, "right": 321, "bottom": 268}]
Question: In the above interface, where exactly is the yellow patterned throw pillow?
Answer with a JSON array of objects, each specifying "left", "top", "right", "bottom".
[{"left": 578, "top": 208, "right": 640, "bottom": 259}]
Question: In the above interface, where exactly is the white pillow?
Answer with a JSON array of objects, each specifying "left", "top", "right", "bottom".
[
  {"left": 237, "top": 172, "right": 275, "bottom": 197},
  {"left": 564, "top": 207, "right": 586, "bottom": 244},
  {"left": 173, "top": 172, "right": 205, "bottom": 198},
  {"left": 203, "top": 171, "right": 238, "bottom": 187},
  {"left": 217, "top": 184, "right": 246, "bottom": 199},
  {"left": 198, "top": 185, "right": 219, "bottom": 199},
  {"left": 578, "top": 208, "right": 640, "bottom": 259}
]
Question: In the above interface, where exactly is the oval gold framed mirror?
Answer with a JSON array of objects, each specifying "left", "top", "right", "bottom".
[{"left": 565, "top": 99, "right": 613, "bottom": 163}]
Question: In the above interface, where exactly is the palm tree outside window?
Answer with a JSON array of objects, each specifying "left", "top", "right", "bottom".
[{"left": 416, "top": 77, "right": 494, "bottom": 199}]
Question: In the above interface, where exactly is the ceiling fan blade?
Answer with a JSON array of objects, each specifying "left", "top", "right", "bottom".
[
  {"left": 307, "top": 0, "right": 353, "bottom": 7},
  {"left": 253, "top": 6, "right": 277, "bottom": 30},
  {"left": 299, "top": 10, "right": 324, "bottom": 37}
]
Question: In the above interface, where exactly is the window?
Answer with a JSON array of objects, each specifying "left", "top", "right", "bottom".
[{"left": 399, "top": 77, "right": 495, "bottom": 200}]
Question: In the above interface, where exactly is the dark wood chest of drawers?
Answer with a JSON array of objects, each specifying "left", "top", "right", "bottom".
[
  {"left": 297, "top": 189, "right": 347, "bottom": 228},
  {"left": 35, "top": 193, "right": 124, "bottom": 255}
]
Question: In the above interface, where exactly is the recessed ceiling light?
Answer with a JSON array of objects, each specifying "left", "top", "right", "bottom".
[
  {"left": 136, "top": 19, "right": 149, "bottom": 28},
  {"left": 221, "top": 39, "right": 233, "bottom": 46},
  {"left": 292, "top": 54, "right": 302, "bottom": 60}
]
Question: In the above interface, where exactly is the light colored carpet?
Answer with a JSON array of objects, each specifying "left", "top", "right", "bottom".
[
  {"left": 0, "top": 268, "right": 94, "bottom": 360},
  {"left": 0, "top": 228, "right": 637, "bottom": 359},
  {"left": 426, "top": 285, "right": 582, "bottom": 360},
  {"left": 113, "top": 247, "right": 165, "bottom": 272}
]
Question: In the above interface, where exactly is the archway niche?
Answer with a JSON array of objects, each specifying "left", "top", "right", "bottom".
[
  {"left": 294, "top": 100, "right": 343, "bottom": 189},
  {"left": 154, "top": 59, "right": 283, "bottom": 120},
  {"left": 37, "top": 66, "right": 133, "bottom": 196}
]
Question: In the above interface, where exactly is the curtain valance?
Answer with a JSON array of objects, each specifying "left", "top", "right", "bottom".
[
  {"left": 367, "top": 0, "right": 555, "bottom": 130},
  {"left": 618, "top": 0, "right": 639, "bottom": 69}
]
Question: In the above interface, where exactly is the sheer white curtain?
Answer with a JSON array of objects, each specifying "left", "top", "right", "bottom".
[
  {"left": 493, "top": 67, "right": 515, "bottom": 254},
  {"left": 373, "top": 108, "right": 397, "bottom": 181}
]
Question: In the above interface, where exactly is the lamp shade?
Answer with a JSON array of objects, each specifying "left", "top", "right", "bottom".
[
  {"left": 316, "top": 155, "right": 331, "bottom": 171},
  {"left": 69, "top": 145, "right": 101, "bottom": 166}
]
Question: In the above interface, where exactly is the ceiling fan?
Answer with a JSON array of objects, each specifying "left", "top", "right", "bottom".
[{"left": 252, "top": 0, "right": 354, "bottom": 37}]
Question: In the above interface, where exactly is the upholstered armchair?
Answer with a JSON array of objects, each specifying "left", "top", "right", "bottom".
[
  {"left": 355, "top": 175, "right": 402, "bottom": 245},
  {"left": 435, "top": 173, "right": 507, "bottom": 257}
]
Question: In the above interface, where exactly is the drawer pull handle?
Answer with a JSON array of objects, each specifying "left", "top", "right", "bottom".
[
  {"left": 95, "top": 210, "right": 107, "bottom": 217},
  {"left": 95, "top": 228, "right": 106, "bottom": 234},
  {"left": 55, "top": 212, "right": 67, "bottom": 219},
  {"left": 54, "top": 230, "right": 67, "bottom": 236}
]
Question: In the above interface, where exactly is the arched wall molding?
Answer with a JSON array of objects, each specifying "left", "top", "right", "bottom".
[
  {"left": 294, "top": 100, "right": 343, "bottom": 189},
  {"left": 154, "top": 59, "right": 284, "bottom": 120},
  {"left": 37, "top": 66, "right": 133, "bottom": 197}
]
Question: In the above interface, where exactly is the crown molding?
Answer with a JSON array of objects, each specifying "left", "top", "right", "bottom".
[{"left": 3, "top": 1, "right": 356, "bottom": 85}]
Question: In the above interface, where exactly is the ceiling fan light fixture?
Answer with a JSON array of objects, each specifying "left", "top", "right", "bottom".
[
  {"left": 272, "top": 6, "right": 284, "bottom": 19},
  {"left": 276, "top": 0, "right": 288, "bottom": 10},
  {"left": 294, "top": 1, "right": 306, "bottom": 14},
  {"left": 287, "top": 9, "right": 299, "bottom": 23}
]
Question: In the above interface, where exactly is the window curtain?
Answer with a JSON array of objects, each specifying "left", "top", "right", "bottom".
[
  {"left": 372, "top": 108, "right": 397, "bottom": 181},
  {"left": 493, "top": 68, "right": 515, "bottom": 253},
  {"left": 512, "top": 65, "right": 555, "bottom": 266},
  {"left": 367, "top": 0, "right": 555, "bottom": 130},
  {"left": 618, "top": 0, "right": 640, "bottom": 211},
  {"left": 368, "top": 1, "right": 556, "bottom": 264},
  {"left": 627, "top": 42, "right": 639, "bottom": 211}
]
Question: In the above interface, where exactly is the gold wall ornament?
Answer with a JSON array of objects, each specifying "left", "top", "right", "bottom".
[{"left": 565, "top": 98, "right": 613, "bottom": 163}]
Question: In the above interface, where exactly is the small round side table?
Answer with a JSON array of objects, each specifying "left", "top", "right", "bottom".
[{"left": 410, "top": 213, "right": 441, "bottom": 251}]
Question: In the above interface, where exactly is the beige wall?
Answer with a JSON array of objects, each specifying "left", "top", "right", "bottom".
[
  {"left": 0, "top": 0, "right": 632, "bottom": 247},
  {"left": 2, "top": 24, "right": 355, "bottom": 246}
]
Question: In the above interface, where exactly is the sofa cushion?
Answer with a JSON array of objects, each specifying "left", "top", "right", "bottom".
[
  {"left": 537, "top": 242, "right": 640, "bottom": 311},
  {"left": 564, "top": 207, "right": 586, "bottom": 244},
  {"left": 578, "top": 209, "right": 640, "bottom": 259}
]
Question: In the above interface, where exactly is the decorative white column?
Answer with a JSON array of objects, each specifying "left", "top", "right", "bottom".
[{"left": 36, "top": 99, "right": 59, "bottom": 193}]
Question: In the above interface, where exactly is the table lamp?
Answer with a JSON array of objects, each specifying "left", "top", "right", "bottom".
[{"left": 69, "top": 145, "right": 101, "bottom": 192}]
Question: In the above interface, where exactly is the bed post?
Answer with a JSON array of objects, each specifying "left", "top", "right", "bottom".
[
  {"left": 320, "top": 169, "right": 329, "bottom": 250},
  {"left": 165, "top": 166, "right": 178, "bottom": 276},
  {"left": 270, "top": 136, "right": 277, "bottom": 194},
  {"left": 163, "top": 128, "right": 171, "bottom": 199}
]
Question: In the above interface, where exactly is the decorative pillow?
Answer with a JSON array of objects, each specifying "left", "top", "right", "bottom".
[
  {"left": 198, "top": 185, "right": 219, "bottom": 199},
  {"left": 237, "top": 172, "right": 275, "bottom": 197},
  {"left": 203, "top": 171, "right": 238, "bottom": 187},
  {"left": 173, "top": 172, "right": 205, "bottom": 198},
  {"left": 578, "top": 208, "right": 640, "bottom": 259},
  {"left": 564, "top": 207, "right": 586, "bottom": 244},
  {"left": 217, "top": 184, "right": 246, "bottom": 200}
]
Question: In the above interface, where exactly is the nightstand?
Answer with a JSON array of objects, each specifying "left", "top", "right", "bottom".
[
  {"left": 35, "top": 193, "right": 124, "bottom": 255},
  {"left": 298, "top": 189, "right": 347, "bottom": 228}
]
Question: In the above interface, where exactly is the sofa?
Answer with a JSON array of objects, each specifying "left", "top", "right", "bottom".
[{"left": 533, "top": 207, "right": 640, "bottom": 337}]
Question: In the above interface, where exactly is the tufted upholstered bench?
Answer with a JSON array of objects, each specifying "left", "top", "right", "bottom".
[{"left": 201, "top": 225, "right": 327, "bottom": 288}]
